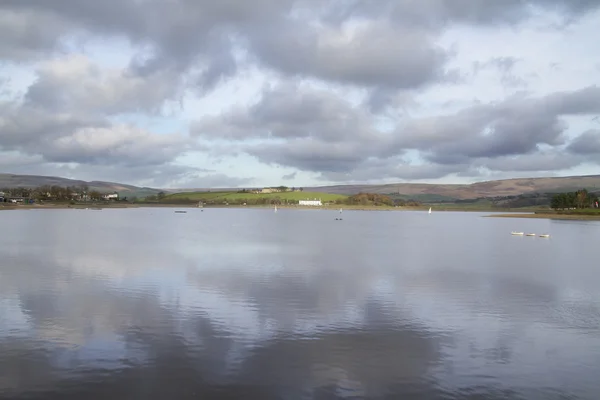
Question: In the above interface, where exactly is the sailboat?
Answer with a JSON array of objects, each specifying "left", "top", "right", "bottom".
[
  {"left": 274, "top": 205, "right": 278, "bottom": 213},
  {"left": 428, "top": 207, "right": 432, "bottom": 214},
  {"left": 339, "top": 208, "right": 343, "bottom": 213}
]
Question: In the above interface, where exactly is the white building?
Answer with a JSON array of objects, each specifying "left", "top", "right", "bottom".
[
  {"left": 299, "top": 199, "right": 322, "bottom": 206},
  {"left": 103, "top": 193, "right": 119, "bottom": 200}
]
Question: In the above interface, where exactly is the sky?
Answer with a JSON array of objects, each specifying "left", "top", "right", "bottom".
[{"left": 1, "top": 0, "right": 600, "bottom": 189}]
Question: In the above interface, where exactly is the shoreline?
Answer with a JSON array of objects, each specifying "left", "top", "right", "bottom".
[
  {"left": 1, "top": 202, "right": 545, "bottom": 213},
  {"left": 0, "top": 203, "right": 411, "bottom": 212},
  {"left": 5, "top": 202, "right": 587, "bottom": 216},
  {"left": 485, "top": 213, "right": 600, "bottom": 221}
]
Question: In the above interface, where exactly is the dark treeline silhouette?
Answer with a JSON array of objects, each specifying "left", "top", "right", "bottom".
[
  {"left": 550, "top": 188, "right": 599, "bottom": 210},
  {"left": 408, "top": 190, "right": 599, "bottom": 209}
]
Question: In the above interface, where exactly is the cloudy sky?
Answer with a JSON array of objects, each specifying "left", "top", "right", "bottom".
[{"left": 1, "top": 0, "right": 599, "bottom": 189}]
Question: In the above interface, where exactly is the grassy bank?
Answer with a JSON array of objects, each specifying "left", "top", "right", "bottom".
[
  {"left": 1, "top": 201, "right": 568, "bottom": 214},
  {"left": 0, "top": 202, "right": 394, "bottom": 211},
  {"left": 163, "top": 190, "right": 348, "bottom": 204},
  {"left": 545, "top": 209, "right": 600, "bottom": 216},
  {"left": 0, "top": 202, "right": 142, "bottom": 210},
  {"left": 485, "top": 211, "right": 600, "bottom": 220}
]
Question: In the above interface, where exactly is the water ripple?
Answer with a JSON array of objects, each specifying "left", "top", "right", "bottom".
[{"left": 1, "top": 209, "right": 599, "bottom": 399}]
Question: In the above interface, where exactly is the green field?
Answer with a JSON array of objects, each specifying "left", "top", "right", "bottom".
[{"left": 163, "top": 191, "right": 348, "bottom": 203}]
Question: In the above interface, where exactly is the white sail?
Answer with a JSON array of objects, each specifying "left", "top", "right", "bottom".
[{"left": 428, "top": 207, "right": 432, "bottom": 214}]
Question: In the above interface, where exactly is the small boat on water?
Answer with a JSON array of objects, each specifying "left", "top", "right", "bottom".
[
  {"left": 511, "top": 231, "right": 524, "bottom": 235},
  {"left": 428, "top": 207, "right": 432, "bottom": 214},
  {"left": 175, "top": 210, "right": 187, "bottom": 213},
  {"left": 526, "top": 233, "right": 536, "bottom": 236},
  {"left": 539, "top": 234, "right": 550, "bottom": 238}
]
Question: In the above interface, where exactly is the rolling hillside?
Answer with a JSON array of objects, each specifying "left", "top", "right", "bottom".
[
  {"left": 306, "top": 175, "right": 600, "bottom": 200},
  {"left": 0, "top": 174, "right": 161, "bottom": 198},
  {"left": 2, "top": 172, "right": 599, "bottom": 201}
]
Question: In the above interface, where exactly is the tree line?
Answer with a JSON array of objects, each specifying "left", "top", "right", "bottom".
[
  {"left": 0, "top": 185, "right": 121, "bottom": 202},
  {"left": 550, "top": 189, "right": 599, "bottom": 210}
]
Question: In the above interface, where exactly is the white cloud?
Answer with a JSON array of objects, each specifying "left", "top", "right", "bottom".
[{"left": 0, "top": 1, "right": 599, "bottom": 188}]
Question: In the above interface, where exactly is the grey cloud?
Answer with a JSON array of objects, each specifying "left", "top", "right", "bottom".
[
  {"left": 486, "top": 57, "right": 522, "bottom": 74},
  {"left": 0, "top": 161, "right": 208, "bottom": 188},
  {"left": 0, "top": 104, "right": 100, "bottom": 149},
  {"left": 365, "top": 89, "right": 421, "bottom": 114},
  {"left": 217, "top": 85, "right": 600, "bottom": 172},
  {"left": 0, "top": 9, "right": 67, "bottom": 60},
  {"left": 0, "top": 151, "right": 44, "bottom": 169},
  {"left": 4, "top": 0, "right": 598, "bottom": 94},
  {"left": 2, "top": 0, "right": 600, "bottom": 186},
  {"left": 193, "top": 83, "right": 400, "bottom": 174},
  {"left": 473, "top": 151, "right": 586, "bottom": 172},
  {"left": 193, "top": 82, "right": 600, "bottom": 182},
  {"left": 167, "top": 173, "right": 253, "bottom": 189},
  {"left": 282, "top": 172, "right": 297, "bottom": 180},
  {"left": 247, "top": 139, "right": 374, "bottom": 174},
  {"left": 0, "top": 83, "right": 8, "bottom": 99},
  {"left": 0, "top": 51, "right": 203, "bottom": 185},
  {"left": 545, "top": 85, "right": 600, "bottom": 114},
  {"left": 327, "top": 0, "right": 600, "bottom": 28},
  {"left": 499, "top": 74, "right": 528, "bottom": 88},
  {"left": 41, "top": 125, "right": 193, "bottom": 167},
  {"left": 249, "top": 21, "right": 450, "bottom": 90},
  {"left": 472, "top": 57, "right": 527, "bottom": 88},
  {"left": 0, "top": 0, "right": 286, "bottom": 91},
  {"left": 0, "top": 99, "right": 200, "bottom": 187},
  {"left": 0, "top": 102, "right": 193, "bottom": 168},
  {"left": 567, "top": 129, "right": 600, "bottom": 155},
  {"left": 193, "top": 82, "right": 385, "bottom": 144},
  {"left": 24, "top": 55, "right": 180, "bottom": 115},
  {"left": 396, "top": 86, "right": 600, "bottom": 161},
  {"left": 3, "top": 159, "right": 249, "bottom": 189},
  {"left": 319, "top": 159, "right": 471, "bottom": 182}
]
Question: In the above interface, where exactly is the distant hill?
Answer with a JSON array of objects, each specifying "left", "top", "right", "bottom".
[
  {"left": 0, "top": 173, "right": 161, "bottom": 198},
  {"left": 2, "top": 173, "right": 599, "bottom": 201},
  {"left": 305, "top": 175, "right": 600, "bottom": 200}
]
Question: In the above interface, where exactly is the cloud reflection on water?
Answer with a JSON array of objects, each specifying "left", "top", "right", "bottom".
[{"left": 1, "top": 209, "right": 599, "bottom": 399}]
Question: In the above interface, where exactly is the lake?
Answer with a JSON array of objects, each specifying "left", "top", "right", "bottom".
[{"left": 1, "top": 208, "right": 600, "bottom": 399}]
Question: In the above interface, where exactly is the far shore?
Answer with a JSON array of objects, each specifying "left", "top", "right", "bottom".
[
  {"left": 1, "top": 202, "right": 546, "bottom": 213},
  {"left": 0, "top": 202, "right": 411, "bottom": 212},
  {"left": 485, "top": 213, "right": 600, "bottom": 221}
]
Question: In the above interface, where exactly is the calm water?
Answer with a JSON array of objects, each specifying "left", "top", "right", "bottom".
[{"left": 1, "top": 208, "right": 600, "bottom": 399}]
